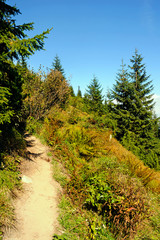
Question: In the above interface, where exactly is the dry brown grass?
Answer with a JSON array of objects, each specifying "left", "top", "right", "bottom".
[{"left": 102, "top": 133, "right": 160, "bottom": 193}]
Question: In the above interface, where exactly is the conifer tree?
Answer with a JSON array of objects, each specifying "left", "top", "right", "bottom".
[
  {"left": 0, "top": 0, "right": 51, "bottom": 133},
  {"left": 52, "top": 55, "right": 65, "bottom": 76},
  {"left": 128, "top": 50, "right": 156, "bottom": 141},
  {"left": 112, "top": 61, "right": 134, "bottom": 139},
  {"left": 84, "top": 77, "right": 104, "bottom": 115},
  {"left": 112, "top": 51, "right": 160, "bottom": 169},
  {"left": 69, "top": 86, "right": 75, "bottom": 97},
  {"left": 77, "top": 86, "right": 82, "bottom": 97}
]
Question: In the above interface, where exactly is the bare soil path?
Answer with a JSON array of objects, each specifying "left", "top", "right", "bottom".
[{"left": 3, "top": 134, "right": 60, "bottom": 240}]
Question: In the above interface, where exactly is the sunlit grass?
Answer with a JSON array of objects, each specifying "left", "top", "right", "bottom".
[{"left": 28, "top": 105, "right": 160, "bottom": 239}]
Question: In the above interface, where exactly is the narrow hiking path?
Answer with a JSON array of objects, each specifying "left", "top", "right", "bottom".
[{"left": 3, "top": 134, "right": 61, "bottom": 240}]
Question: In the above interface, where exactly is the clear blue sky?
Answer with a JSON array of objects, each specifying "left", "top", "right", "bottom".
[{"left": 9, "top": 0, "right": 160, "bottom": 115}]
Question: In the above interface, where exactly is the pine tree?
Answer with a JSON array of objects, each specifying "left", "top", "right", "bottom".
[
  {"left": 52, "top": 55, "right": 65, "bottom": 76},
  {"left": 84, "top": 77, "right": 104, "bottom": 115}
]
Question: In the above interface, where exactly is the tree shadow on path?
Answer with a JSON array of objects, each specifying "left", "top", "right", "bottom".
[{"left": 24, "top": 133, "right": 43, "bottom": 162}]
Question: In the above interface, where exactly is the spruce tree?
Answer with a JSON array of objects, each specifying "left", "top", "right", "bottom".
[
  {"left": 112, "top": 51, "right": 160, "bottom": 169},
  {"left": 52, "top": 55, "right": 65, "bottom": 76},
  {"left": 0, "top": 0, "right": 51, "bottom": 134},
  {"left": 69, "top": 86, "right": 75, "bottom": 97},
  {"left": 112, "top": 61, "right": 134, "bottom": 139},
  {"left": 77, "top": 86, "right": 82, "bottom": 97},
  {"left": 128, "top": 50, "right": 156, "bottom": 141},
  {"left": 129, "top": 50, "right": 160, "bottom": 168},
  {"left": 84, "top": 77, "right": 104, "bottom": 115}
]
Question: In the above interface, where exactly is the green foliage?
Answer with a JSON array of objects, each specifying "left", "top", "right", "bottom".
[
  {"left": 0, "top": 0, "right": 51, "bottom": 155},
  {"left": 1, "top": 1, "right": 49, "bottom": 62},
  {"left": 77, "top": 86, "right": 82, "bottom": 97},
  {"left": 0, "top": 191, "right": 14, "bottom": 230},
  {"left": 134, "top": 195, "right": 160, "bottom": 240},
  {"left": 53, "top": 196, "right": 88, "bottom": 240},
  {"left": 53, "top": 235, "right": 68, "bottom": 240},
  {"left": 0, "top": 155, "right": 21, "bottom": 190},
  {"left": 29, "top": 106, "right": 160, "bottom": 240},
  {"left": 111, "top": 51, "right": 160, "bottom": 170},
  {"left": 85, "top": 174, "right": 119, "bottom": 212},
  {"left": 87, "top": 114, "right": 117, "bottom": 131},
  {"left": 0, "top": 154, "right": 21, "bottom": 232},
  {"left": 52, "top": 158, "right": 68, "bottom": 187},
  {"left": 69, "top": 86, "right": 75, "bottom": 97},
  {"left": 23, "top": 45, "right": 160, "bottom": 239},
  {"left": 22, "top": 68, "right": 44, "bottom": 119},
  {"left": 52, "top": 55, "right": 65, "bottom": 76},
  {"left": 0, "top": 1, "right": 50, "bottom": 231},
  {"left": 22, "top": 68, "right": 70, "bottom": 120},
  {"left": 83, "top": 158, "right": 150, "bottom": 238},
  {"left": 84, "top": 77, "right": 104, "bottom": 115},
  {"left": 86, "top": 214, "right": 115, "bottom": 240},
  {"left": 0, "top": 87, "right": 14, "bottom": 125},
  {"left": 0, "top": 0, "right": 51, "bottom": 62},
  {"left": 69, "top": 96, "right": 86, "bottom": 112},
  {"left": 26, "top": 116, "right": 43, "bottom": 134}
]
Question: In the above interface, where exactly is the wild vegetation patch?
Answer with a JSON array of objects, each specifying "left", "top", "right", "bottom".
[{"left": 29, "top": 105, "right": 160, "bottom": 239}]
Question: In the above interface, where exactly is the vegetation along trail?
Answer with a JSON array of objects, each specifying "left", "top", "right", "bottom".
[{"left": 3, "top": 134, "right": 60, "bottom": 240}]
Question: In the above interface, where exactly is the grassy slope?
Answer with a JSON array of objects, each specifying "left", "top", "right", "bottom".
[{"left": 27, "top": 104, "right": 160, "bottom": 240}]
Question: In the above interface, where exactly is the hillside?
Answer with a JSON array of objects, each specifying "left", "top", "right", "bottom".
[
  {"left": 0, "top": 2, "right": 160, "bottom": 238},
  {"left": 26, "top": 103, "right": 160, "bottom": 240}
]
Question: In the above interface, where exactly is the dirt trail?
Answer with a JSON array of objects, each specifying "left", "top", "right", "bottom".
[{"left": 3, "top": 134, "right": 60, "bottom": 240}]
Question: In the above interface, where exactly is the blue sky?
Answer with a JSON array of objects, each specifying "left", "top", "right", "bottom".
[{"left": 10, "top": 0, "right": 160, "bottom": 116}]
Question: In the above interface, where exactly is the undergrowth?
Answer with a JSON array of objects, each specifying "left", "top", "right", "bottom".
[
  {"left": 27, "top": 105, "right": 160, "bottom": 239},
  {"left": 0, "top": 155, "right": 21, "bottom": 234},
  {"left": 0, "top": 128, "right": 25, "bottom": 237}
]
